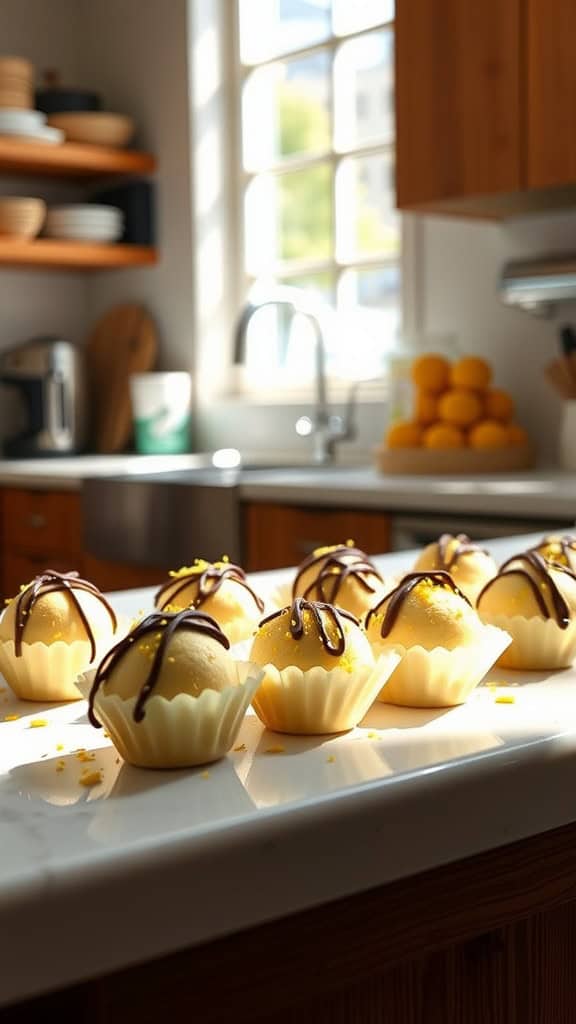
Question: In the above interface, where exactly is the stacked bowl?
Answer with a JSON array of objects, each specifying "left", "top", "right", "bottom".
[
  {"left": 44, "top": 204, "right": 124, "bottom": 243},
  {"left": 0, "top": 198, "right": 46, "bottom": 238},
  {"left": 0, "top": 57, "right": 34, "bottom": 109}
]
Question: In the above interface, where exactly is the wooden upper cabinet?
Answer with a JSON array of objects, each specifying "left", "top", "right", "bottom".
[
  {"left": 396, "top": 0, "right": 522, "bottom": 211},
  {"left": 526, "top": 0, "right": 576, "bottom": 189}
]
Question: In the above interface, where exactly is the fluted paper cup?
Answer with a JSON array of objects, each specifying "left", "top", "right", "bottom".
[
  {"left": 477, "top": 613, "right": 576, "bottom": 670},
  {"left": 374, "top": 626, "right": 511, "bottom": 707},
  {"left": 91, "top": 663, "right": 264, "bottom": 768},
  {"left": 251, "top": 652, "right": 400, "bottom": 735},
  {"left": 0, "top": 639, "right": 95, "bottom": 702}
]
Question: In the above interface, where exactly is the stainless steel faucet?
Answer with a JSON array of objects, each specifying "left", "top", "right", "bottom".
[{"left": 233, "top": 286, "right": 356, "bottom": 464}]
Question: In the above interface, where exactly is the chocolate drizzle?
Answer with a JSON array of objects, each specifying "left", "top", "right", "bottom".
[
  {"left": 156, "top": 561, "right": 264, "bottom": 614},
  {"left": 365, "top": 571, "right": 471, "bottom": 640},
  {"left": 88, "top": 608, "right": 230, "bottom": 727},
  {"left": 477, "top": 551, "right": 575, "bottom": 629},
  {"left": 12, "top": 570, "right": 117, "bottom": 660},
  {"left": 293, "top": 545, "right": 383, "bottom": 604},
  {"left": 530, "top": 534, "right": 576, "bottom": 568},
  {"left": 260, "top": 598, "right": 358, "bottom": 657},
  {"left": 436, "top": 533, "right": 489, "bottom": 570}
]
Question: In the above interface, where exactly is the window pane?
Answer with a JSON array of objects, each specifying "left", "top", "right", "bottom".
[
  {"left": 336, "top": 151, "right": 398, "bottom": 260},
  {"left": 283, "top": 271, "right": 334, "bottom": 303},
  {"left": 334, "top": 265, "right": 400, "bottom": 377},
  {"left": 242, "top": 52, "right": 331, "bottom": 171},
  {"left": 239, "top": 0, "right": 331, "bottom": 65},
  {"left": 333, "top": 0, "right": 394, "bottom": 36},
  {"left": 334, "top": 30, "right": 394, "bottom": 150},
  {"left": 245, "top": 164, "right": 333, "bottom": 272}
]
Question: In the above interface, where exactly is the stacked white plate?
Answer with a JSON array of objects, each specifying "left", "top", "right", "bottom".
[
  {"left": 44, "top": 204, "right": 124, "bottom": 242},
  {"left": 0, "top": 108, "right": 64, "bottom": 144}
]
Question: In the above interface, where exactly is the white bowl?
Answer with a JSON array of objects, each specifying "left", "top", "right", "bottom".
[
  {"left": 0, "top": 108, "right": 45, "bottom": 129},
  {"left": 43, "top": 223, "right": 123, "bottom": 242},
  {"left": 46, "top": 204, "right": 123, "bottom": 218}
]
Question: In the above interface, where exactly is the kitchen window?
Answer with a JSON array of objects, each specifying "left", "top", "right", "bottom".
[{"left": 233, "top": 0, "right": 402, "bottom": 392}]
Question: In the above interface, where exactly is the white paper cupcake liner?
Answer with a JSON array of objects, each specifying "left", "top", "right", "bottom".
[
  {"left": 477, "top": 612, "right": 576, "bottom": 670},
  {"left": 0, "top": 638, "right": 97, "bottom": 702},
  {"left": 91, "top": 663, "right": 264, "bottom": 768},
  {"left": 374, "top": 626, "right": 511, "bottom": 707},
  {"left": 250, "top": 652, "right": 400, "bottom": 735}
]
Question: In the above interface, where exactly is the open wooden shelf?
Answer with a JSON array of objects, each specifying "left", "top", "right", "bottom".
[
  {"left": 0, "top": 137, "right": 156, "bottom": 178},
  {"left": 0, "top": 238, "right": 157, "bottom": 270}
]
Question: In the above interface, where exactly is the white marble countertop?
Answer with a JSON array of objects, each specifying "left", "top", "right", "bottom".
[
  {"left": 0, "top": 454, "right": 216, "bottom": 491},
  {"left": 0, "top": 454, "right": 574, "bottom": 522},
  {"left": 2, "top": 532, "right": 576, "bottom": 1006},
  {"left": 238, "top": 467, "right": 576, "bottom": 520}
]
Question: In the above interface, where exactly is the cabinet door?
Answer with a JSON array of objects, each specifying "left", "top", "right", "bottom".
[
  {"left": 2, "top": 551, "right": 83, "bottom": 601},
  {"left": 243, "top": 503, "right": 391, "bottom": 573},
  {"left": 527, "top": 0, "right": 576, "bottom": 188},
  {"left": 2, "top": 488, "right": 82, "bottom": 557},
  {"left": 395, "top": 0, "right": 522, "bottom": 209}
]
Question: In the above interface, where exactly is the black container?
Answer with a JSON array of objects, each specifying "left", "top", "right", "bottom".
[
  {"left": 89, "top": 180, "right": 156, "bottom": 246},
  {"left": 35, "top": 88, "right": 101, "bottom": 115}
]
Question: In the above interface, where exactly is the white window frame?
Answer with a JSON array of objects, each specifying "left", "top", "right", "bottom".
[{"left": 189, "top": 0, "right": 421, "bottom": 407}]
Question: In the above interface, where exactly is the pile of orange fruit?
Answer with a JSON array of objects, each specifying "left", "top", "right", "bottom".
[{"left": 386, "top": 354, "right": 529, "bottom": 450}]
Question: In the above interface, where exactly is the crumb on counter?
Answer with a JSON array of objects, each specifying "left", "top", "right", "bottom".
[
  {"left": 366, "top": 731, "right": 382, "bottom": 740},
  {"left": 3, "top": 714, "right": 19, "bottom": 722},
  {"left": 29, "top": 718, "right": 48, "bottom": 729},
  {"left": 264, "top": 745, "right": 285, "bottom": 754},
  {"left": 200, "top": 770, "right": 210, "bottom": 779},
  {"left": 79, "top": 769, "right": 102, "bottom": 787},
  {"left": 326, "top": 755, "right": 336, "bottom": 764},
  {"left": 233, "top": 743, "right": 247, "bottom": 752},
  {"left": 76, "top": 750, "right": 96, "bottom": 763}
]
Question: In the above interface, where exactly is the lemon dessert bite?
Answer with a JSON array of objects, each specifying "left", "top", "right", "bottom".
[
  {"left": 88, "top": 608, "right": 262, "bottom": 768},
  {"left": 528, "top": 534, "right": 576, "bottom": 572},
  {"left": 249, "top": 597, "right": 399, "bottom": 734},
  {"left": 477, "top": 551, "right": 576, "bottom": 669},
  {"left": 365, "top": 571, "right": 510, "bottom": 706},
  {"left": 155, "top": 559, "right": 264, "bottom": 645},
  {"left": 0, "top": 570, "right": 117, "bottom": 701},
  {"left": 413, "top": 533, "right": 497, "bottom": 605},
  {"left": 292, "top": 543, "right": 386, "bottom": 620}
]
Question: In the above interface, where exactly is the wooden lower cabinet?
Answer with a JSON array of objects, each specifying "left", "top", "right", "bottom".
[
  {"left": 0, "top": 487, "right": 162, "bottom": 598},
  {"left": 243, "top": 502, "right": 391, "bottom": 572},
  {"left": 82, "top": 554, "right": 163, "bottom": 594},
  {"left": 4, "top": 819, "right": 576, "bottom": 1023}
]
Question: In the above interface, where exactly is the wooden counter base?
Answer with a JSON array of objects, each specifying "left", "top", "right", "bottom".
[{"left": 3, "top": 816, "right": 576, "bottom": 1023}]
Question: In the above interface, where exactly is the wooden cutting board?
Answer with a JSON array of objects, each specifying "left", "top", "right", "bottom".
[{"left": 86, "top": 304, "right": 158, "bottom": 453}]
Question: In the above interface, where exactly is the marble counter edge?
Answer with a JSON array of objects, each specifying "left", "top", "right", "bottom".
[{"left": 2, "top": 725, "right": 576, "bottom": 1007}]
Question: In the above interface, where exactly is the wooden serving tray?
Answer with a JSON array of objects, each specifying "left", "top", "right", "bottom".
[{"left": 375, "top": 444, "right": 535, "bottom": 475}]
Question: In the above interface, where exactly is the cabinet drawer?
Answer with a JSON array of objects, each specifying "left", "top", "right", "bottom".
[
  {"left": 2, "top": 551, "right": 83, "bottom": 600},
  {"left": 243, "top": 503, "right": 391, "bottom": 573},
  {"left": 2, "top": 489, "right": 82, "bottom": 557}
]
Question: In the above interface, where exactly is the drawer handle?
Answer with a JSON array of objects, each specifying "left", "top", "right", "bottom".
[{"left": 28, "top": 513, "right": 47, "bottom": 529}]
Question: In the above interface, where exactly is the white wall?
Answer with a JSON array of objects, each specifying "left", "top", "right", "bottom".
[
  {"left": 0, "top": 0, "right": 88, "bottom": 439},
  {"left": 79, "top": 0, "right": 196, "bottom": 373},
  {"left": 419, "top": 210, "right": 576, "bottom": 463}
]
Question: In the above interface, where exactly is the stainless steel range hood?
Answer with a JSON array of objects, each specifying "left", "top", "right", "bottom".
[{"left": 500, "top": 255, "right": 576, "bottom": 315}]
